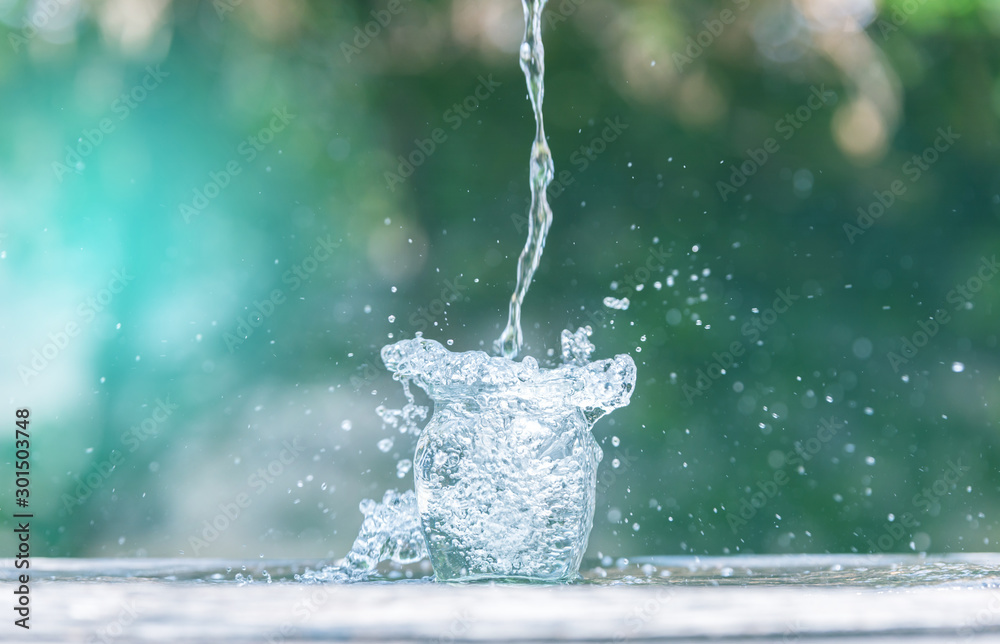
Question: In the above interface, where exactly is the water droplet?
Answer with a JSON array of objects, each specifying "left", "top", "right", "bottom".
[{"left": 603, "top": 296, "right": 630, "bottom": 310}]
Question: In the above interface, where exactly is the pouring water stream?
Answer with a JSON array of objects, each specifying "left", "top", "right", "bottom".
[{"left": 496, "top": 0, "right": 554, "bottom": 359}]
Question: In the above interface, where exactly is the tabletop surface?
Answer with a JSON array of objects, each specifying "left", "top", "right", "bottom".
[{"left": 3, "top": 553, "right": 1000, "bottom": 643}]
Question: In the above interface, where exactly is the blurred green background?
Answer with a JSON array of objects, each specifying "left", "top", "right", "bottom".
[{"left": 1, "top": 0, "right": 999, "bottom": 562}]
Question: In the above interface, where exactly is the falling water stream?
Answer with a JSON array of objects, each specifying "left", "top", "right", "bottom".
[{"left": 496, "top": 0, "right": 554, "bottom": 360}]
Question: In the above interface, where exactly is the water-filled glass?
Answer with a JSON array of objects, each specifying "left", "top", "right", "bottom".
[{"left": 382, "top": 328, "right": 636, "bottom": 582}]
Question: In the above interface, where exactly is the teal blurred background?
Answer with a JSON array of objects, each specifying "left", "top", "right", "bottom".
[{"left": 1, "top": 0, "right": 999, "bottom": 561}]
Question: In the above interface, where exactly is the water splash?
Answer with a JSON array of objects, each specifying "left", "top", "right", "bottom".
[
  {"left": 496, "top": 0, "right": 554, "bottom": 359},
  {"left": 307, "top": 381, "right": 430, "bottom": 582},
  {"left": 383, "top": 327, "right": 635, "bottom": 581},
  {"left": 315, "top": 328, "right": 635, "bottom": 582},
  {"left": 304, "top": 489, "right": 426, "bottom": 582},
  {"left": 383, "top": 328, "right": 634, "bottom": 417}
]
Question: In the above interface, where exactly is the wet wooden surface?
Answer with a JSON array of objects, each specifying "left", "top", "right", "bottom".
[{"left": 3, "top": 555, "right": 1000, "bottom": 642}]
